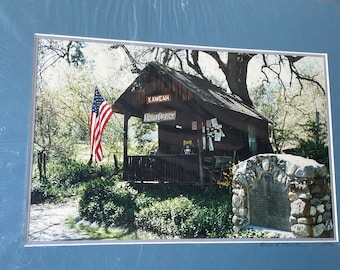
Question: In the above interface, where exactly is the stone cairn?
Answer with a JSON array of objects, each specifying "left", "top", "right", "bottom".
[{"left": 231, "top": 154, "right": 333, "bottom": 238}]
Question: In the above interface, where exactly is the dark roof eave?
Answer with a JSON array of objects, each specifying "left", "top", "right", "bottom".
[
  {"left": 152, "top": 62, "right": 273, "bottom": 123},
  {"left": 113, "top": 62, "right": 274, "bottom": 123}
]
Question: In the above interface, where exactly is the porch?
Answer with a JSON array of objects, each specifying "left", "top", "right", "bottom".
[
  {"left": 124, "top": 154, "right": 233, "bottom": 186},
  {"left": 124, "top": 154, "right": 201, "bottom": 185}
]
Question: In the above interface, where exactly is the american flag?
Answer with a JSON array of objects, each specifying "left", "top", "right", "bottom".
[{"left": 90, "top": 87, "right": 113, "bottom": 163}]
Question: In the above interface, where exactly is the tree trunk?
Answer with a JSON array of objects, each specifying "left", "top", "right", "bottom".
[
  {"left": 204, "top": 51, "right": 254, "bottom": 106},
  {"left": 226, "top": 53, "right": 254, "bottom": 106}
]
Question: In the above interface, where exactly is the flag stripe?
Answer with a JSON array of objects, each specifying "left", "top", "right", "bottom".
[{"left": 90, "top": 88, "right": 113, "bottom": 163}]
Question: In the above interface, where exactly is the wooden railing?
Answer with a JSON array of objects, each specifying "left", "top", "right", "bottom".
[{"left": 124, "top": 154, "right": 200, "bottom": 184}]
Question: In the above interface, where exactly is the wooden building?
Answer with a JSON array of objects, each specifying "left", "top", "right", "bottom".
[{"left": 112, "top": 62, "right": 272, "bottom": 186}]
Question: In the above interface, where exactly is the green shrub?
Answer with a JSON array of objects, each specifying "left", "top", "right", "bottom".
[
  {"left": 47, "top": 159, "right": 101, "bottom": 187},
  {"left": 30, "top": 176, "right": 77, "bottom": 204},
  {"left": 31, "top": 178, "right": 51, "bottom": 204},
  {"left": 225, "top": 228, "right": 269, "bottom": 239},
  {"left": 177, "top": 202, "right": 231, "bottom": 238},
  {"left": 295, "top": 119, "right": 329, "bottom": 168},
  {"left": 79, "top": 178, "right": 138, "bottom": 228},
  {"left": 135, "top": 196, "right": 193, "bottom": 237},
  {"left": 135, "top": 194, "right": 232, "bottom": 238},
  {"left": 135, "top": 192, "right": 160, "bottom": 210},
  {"left": 78, "top": 180, "right": 233, "bottom": 239},
  {"left": 31, "top": 158, "right": 118, "bottom": 203}
]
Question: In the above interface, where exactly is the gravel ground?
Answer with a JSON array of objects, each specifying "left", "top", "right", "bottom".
[{"left": 28, "top": 200, "right": 91, "bottom": 242}]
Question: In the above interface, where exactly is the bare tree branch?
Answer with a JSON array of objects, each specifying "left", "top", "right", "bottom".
[
  {"left": 286, "top": 57, "right": 326, "bottom": 95},
  {"left": 185, "top": 50, "right": 206, "bottom": 79}
]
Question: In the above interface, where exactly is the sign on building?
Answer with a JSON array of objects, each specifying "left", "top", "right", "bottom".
[{"left": 143, "top": 111, "right": 176, "bottom": 123}]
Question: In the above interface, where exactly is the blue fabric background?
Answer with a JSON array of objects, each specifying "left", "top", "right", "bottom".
[{"left": 0, "top": 0, "right": 339, "bottom": 269}]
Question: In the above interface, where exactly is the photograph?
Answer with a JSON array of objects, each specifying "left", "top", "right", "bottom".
[{"left": 26, "top": 34, "right": 336, "bottom": 244}]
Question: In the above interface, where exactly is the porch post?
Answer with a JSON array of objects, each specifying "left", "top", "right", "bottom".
[
  {"left": 197, "top": 118, "right": 204, "bottom": 187},
  {"left": 193, "top": 102, "right": 205, "bottom": 187},
  {"left": 123, "top": 114, "right": 130, "bottom": 179},
  {"left": 197, "top": 137, "right": 204, "bottom": 187}
]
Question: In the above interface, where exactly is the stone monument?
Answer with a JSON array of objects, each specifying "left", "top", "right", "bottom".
[{"left": 231, "top": 154, "right": 333, "bottom": 238}]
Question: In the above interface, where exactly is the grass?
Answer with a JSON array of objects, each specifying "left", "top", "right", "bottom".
[{"left": 65, "top": 216, "right": 159, "bottom": 240}]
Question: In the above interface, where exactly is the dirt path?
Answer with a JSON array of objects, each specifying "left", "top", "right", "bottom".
[{"left": 28, "top": 200, "right": 91, "bottom": 242}]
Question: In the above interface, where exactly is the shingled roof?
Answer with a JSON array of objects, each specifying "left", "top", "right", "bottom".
[{"left": 145, "top": 62, "right": 273, "bottom": 123}]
